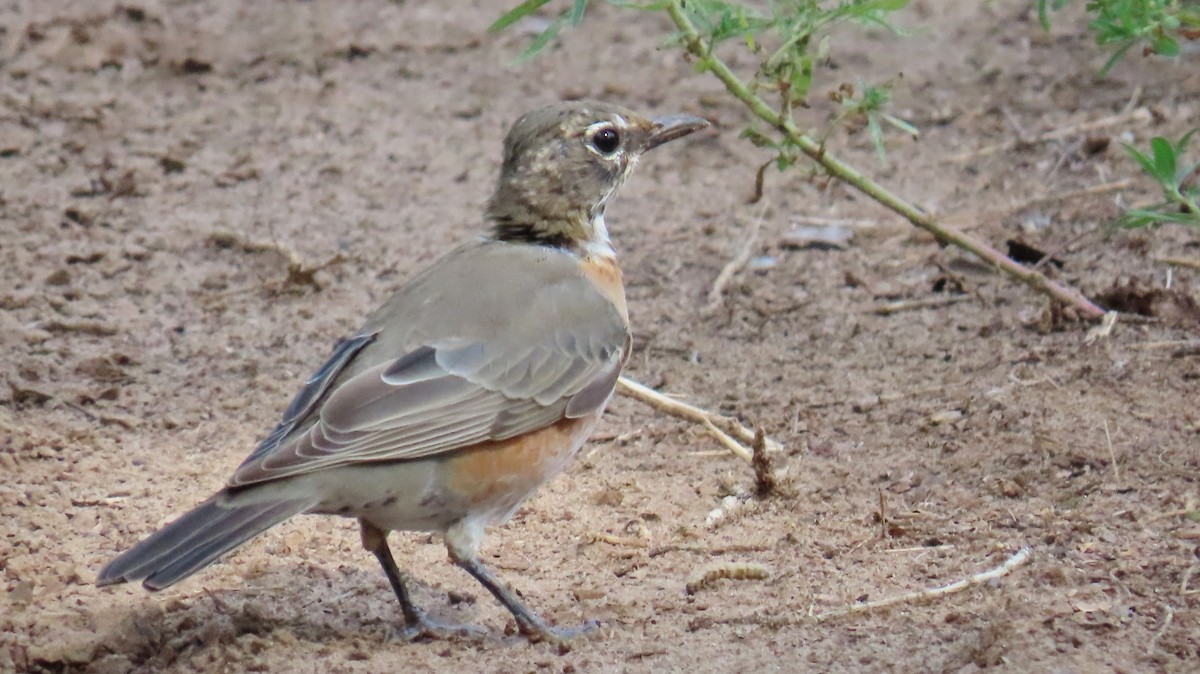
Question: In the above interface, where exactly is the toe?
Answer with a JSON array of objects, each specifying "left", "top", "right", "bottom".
[{"left": 518, "top": 618, "right": 600, "bottom": 645}]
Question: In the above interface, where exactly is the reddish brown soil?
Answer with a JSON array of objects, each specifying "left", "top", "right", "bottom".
[{"left": 3, "top": 1, "right": 1198, "bottom": 672}]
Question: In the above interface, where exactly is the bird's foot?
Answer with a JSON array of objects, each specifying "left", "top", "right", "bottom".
[
  {"left": 390, "top": 609, "right": 487, "bottom": 642},
  {"left": 513, "top": 616, "right": 600, "bottom": 647}
]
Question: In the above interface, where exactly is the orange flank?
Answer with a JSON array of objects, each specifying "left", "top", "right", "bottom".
[{"left": 446, "top": 416, "right": 594, "bottom": 503}]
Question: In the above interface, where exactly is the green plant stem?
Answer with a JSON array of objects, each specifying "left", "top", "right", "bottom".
[
  {"left": 1170, "top": 187, "right": 1199, "bottom": 218},
  {"left": 665, "top": 0, "right": 1106, "bottom": 320}
]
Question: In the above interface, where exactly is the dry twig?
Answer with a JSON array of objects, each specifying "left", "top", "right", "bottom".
[
  {"left": 1129, "top": 340, "right": 1200, "bottom": 354},
  {"left": 1009, "top": 179, "right": 1134, "bottom": 212},
  {"left": 1148, "top": 604, "right": 1175, "bottom": 655},
  {"left": 616, "top": 376, "right": 782, "bottom": 462},
  {"left": 703, "top": 226, "right": 761, "bottom": 316},
  {"left": 811, "top": 546, "right": 1033, "bottom": 622},
  {"left": 871, "top": 295, "right": 969, "bottom": 315},
  {"left": 648, "top": 543, "right": 773, "bottom": 558},
  {"left": 1103, "top": 419, "right": 1120, "bottom": 482},
  {"left": 948, "top": 108, "right": 1153, "bottom": 163},
  {"left": 791, "top": 215, "right": 879, "bottom": 229},
  {"left": 1156, "top": 256, "right": 1200, "bottom": 270},
  {"left": 1084, "top": 311, "right": 1118, "bottom": 345},
  {"left": 1180, "top": 564, "right": 1199, "bottom": 595}
]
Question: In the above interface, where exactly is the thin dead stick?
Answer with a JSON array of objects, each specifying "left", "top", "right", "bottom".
[
  {"left": 1148, "top": 604, "right": 1174, "bottom": 655},
  {"left": 1009, "top": 179, "right": 1134, "bottom": 211},
  {"left": 702, "top": 417, "right": 754, "bottom": 462},
  {"left": 1084, "top": 311, "right": 1118, "bottom": 345},
  {"left": 616, "top": 376, "right": 781, "bottom": 461},
  {"left": 792, "top": 215, "right": 879, "bottom": 229},
  {"left": 948, "top": 108, "right": 1153, "bottom": 163},
  {"left": 1103, "top": 419, "right": 1120, "bottom": 482},
  {"left": 1130, "top": 339, "right": 1200, "bottom": 351},
  {"left": 811, "top": 546, "right": 1032, "bottom": 622},
  {"left": 1180, "top": 564, "right": 1198, "bottom": 595},
  {"left": 1156, "top": 256, "right": 1200, "bottom": 270},
  {"left": 872, "top": 295, "right": 970, "bottom": 315},
  {"left": 885, "top": 544, "right": 956, "bottom": 553},
  {"left": 703, "top": 213, "right": 764, "bottom": 315}
]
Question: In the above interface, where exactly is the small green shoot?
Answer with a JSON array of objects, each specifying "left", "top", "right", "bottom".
[
  {"left": 488, "top": 0, "right": 590, "bottom": 63},
  {"left": 828, "top": 82, "right": 919, "bottom": 165},
  {"left": 1037, "top": 0, "right": 1200, "bottom": 74},
  {"left": 1119, "top": 129, "right": 1200, "bottom": 228}
]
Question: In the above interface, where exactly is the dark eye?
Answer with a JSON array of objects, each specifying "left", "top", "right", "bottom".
[{"left": 591, "top": 127, "right": 620, "bottom": 154}]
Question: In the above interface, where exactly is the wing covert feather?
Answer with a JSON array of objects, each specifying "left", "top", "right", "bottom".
[{"left": 228, "top": 243, "right": 629, "bottom": 488}]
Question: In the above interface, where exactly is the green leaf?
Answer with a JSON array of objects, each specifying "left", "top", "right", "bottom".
[
  {"left": 567, "top": 0, "right": 588, "bottom": 26},
  {"left": 1151, "top": 136, "right": 1178, "bottom": 185},
  {"left": 1120, "top": 205, "right": 1200, "bottom": 228},
  {"left": 867, "top": 115, "right": 888, "bottom": 165},
  {"left": 1099, "top": 39, "right": 1136, "bottom": 76},
  {"left": 1150, "top": 33, "right": 1180, "bottom": 56},
  {"left": 883, "top": 113, "right": 919, "bottom": 138},
  {"left": 489, "top": 0, "right": 553, "bottom": 33},
  {"left": 740, "top": 126, "right": 779, "bottom": 149},
  {"left": 1123, "top": 143, "right": 1158, "bottom": 178},
  {"left": 1188, "top": 511, "right": 1200, "bottom": 523},
  {"left": 1174, "top": 128, "right": 1197, "bottom": 157},
  {"left": 512, "top": 16, "right": 565, "bottom": 63}
]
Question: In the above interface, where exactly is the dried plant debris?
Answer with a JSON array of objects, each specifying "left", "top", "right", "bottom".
[
  {"left": 1006, "top": 239, "right": 1064, "bottom": 269},
  {"left": 1096, "top": 280, "right": 1200, "bottom": 325}
]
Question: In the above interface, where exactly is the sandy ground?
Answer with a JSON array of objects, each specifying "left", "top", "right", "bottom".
[{"left": 2, "top": 0, "right": 1199, "bottom": 672}]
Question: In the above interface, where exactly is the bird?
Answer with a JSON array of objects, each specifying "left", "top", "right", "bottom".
[{"left": 97, "top": 100, "right": 709, "bottom": 643}]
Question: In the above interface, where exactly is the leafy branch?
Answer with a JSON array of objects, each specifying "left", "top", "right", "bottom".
[
  {"left": 662, "top": 0, "right": 1104, "bottom": 318},
  {"left": 1039, "top": 0, "right": 1200, "bottom": 74},
  {"left": 492, "top": 0, "right": 1107, "bottom": 319}
]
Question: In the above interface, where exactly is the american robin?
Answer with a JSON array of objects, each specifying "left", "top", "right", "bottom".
[{"left": 97, "top": 101, "right": 708, "bottom": 643}]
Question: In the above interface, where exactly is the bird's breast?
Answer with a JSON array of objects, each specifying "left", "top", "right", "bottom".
[{"left": 579, "top": 254, "right": 628, "bottom": 324}]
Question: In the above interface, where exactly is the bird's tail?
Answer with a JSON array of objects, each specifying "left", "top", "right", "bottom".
[{"left": 97, "top": 493, "right": 314, "bottom": 590}]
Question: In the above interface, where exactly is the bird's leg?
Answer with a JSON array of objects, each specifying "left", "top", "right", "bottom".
[
  {"left": 360, "top": 521, "right": 483, "bottom": 641},
  {"left": 445, "top": 521, "right": 597, "bottom": 644}
]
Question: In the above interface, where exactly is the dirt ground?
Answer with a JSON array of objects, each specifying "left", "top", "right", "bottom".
[{"left": 2, "top": 0, "right": 1198, "bottom": 672}]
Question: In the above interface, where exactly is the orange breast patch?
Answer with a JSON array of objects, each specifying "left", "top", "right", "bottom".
[
  {"left": 580, "top": 255, "right": 628, "bottom": 323},
  {"left": 445, "top": 416, "right": 594, "bottom": 506}
]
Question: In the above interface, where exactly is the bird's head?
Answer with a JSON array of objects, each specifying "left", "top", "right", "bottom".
[{"left": 487, "top": 101, "right": 709, "bottom": 254}]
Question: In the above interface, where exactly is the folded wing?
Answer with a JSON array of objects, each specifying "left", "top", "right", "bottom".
[{"left": 228, "top": 247, "right": 628, "bottom": 488}]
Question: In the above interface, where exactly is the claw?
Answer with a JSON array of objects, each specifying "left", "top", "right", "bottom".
[{"left": 515, "top": 616, "right": 600, "bottom": 646}]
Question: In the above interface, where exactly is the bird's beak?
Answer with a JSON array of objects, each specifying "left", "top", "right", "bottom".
[{"left": 644, "top": 114, "right": 710, "bottom": 151}]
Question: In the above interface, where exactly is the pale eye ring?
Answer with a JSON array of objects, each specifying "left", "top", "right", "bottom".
[{"left": 589, "top": 126, "right": 620, "bottom": 155}]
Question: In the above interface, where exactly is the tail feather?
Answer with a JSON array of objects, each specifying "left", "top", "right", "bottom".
[{"left": 98, "top": 494, "right": 313, "bottom": 590}]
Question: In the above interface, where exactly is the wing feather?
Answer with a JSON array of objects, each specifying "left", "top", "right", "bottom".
[{"left": 227, "top": 244, "right": 629, "bottom": 489}]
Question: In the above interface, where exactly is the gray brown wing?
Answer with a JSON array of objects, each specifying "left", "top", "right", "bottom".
[{"left": 228, "top": 282, "right": 627, "bottom": 488}]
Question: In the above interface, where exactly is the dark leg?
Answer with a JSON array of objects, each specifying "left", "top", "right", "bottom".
[
  {"left": 360, "top": 521, "right": 482, "bottom": 641},
  {"left": 452, "top": 553, "right": 598, "bottom": 644}
]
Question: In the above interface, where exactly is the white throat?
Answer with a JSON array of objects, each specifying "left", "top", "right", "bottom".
[{"left": 582, "top": 212, "right": 616, "bottom": 259}]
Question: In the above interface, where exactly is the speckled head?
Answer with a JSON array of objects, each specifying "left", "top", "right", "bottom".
[{"left": 487, "top": 101, "right": 709, "bottom": 251}]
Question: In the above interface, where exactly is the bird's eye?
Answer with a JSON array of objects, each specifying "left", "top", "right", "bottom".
[{"left": 590, "top": 127, "right": 620, "bottom": 155}]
